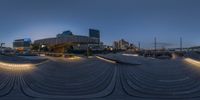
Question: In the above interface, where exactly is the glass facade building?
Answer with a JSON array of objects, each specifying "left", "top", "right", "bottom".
[
  {"left": 13, "top": 38, "right": 31, "bottom": 52},
  {"left": 89, "top": 29, "right": 100, "bottom": 39}
]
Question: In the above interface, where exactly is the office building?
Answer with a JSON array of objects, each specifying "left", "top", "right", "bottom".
[
  {"left": 89, "top": 29, "right": 100, "bottom": 43},
  {"left": 13, "top": 38, "right": 32, "bottom": 52},
  {"left": 113, "top": 39, "right": 129, "bottom": 50},
  {"left": 34, "top": 29, "right": 102, "bottom": 53}
]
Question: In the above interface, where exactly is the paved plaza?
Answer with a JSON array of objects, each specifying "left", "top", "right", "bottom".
[{"left": 0, "top": 54, "right": 200, "bottom": 100}]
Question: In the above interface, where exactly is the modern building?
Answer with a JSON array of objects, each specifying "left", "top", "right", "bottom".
[
  {"left": 57, "top": 30, "right": 73, "bottom": 38},
  {"left": 34, "top": 29, "right": 102, "bottom": 53},
  {"left": 89, "top": 29, "right": 100, "bottom": 38},
  {"left": 89, "top": 29, "right": 100, "bottom": 43},
  {"left": 13, "top": 38, "right": 32, "bottom": 52},
  {"left": 113, "top": 41, "right": 120, "bottom": 50},
  {"left": 113, "top": 39, "right": 129, "bottom": 50}
]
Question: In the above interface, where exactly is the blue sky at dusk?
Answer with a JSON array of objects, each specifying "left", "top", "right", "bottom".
[{"left": 0, "top": 0, "right": 200, "bottom": 48}]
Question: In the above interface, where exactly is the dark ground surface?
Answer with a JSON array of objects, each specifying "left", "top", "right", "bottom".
[{"left": 0, "top": 54, "right": 200, "bottom": 100}]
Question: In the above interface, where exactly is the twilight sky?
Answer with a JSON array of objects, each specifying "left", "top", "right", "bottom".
[{"left": 0, "top": 0, "right": 200, "bottom": 48}]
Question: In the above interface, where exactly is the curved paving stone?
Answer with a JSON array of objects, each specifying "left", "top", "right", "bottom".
[{"left": 1, "top": 55, "right": 200, "bottom": 99}]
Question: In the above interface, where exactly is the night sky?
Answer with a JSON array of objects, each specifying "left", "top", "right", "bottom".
[{"left": 0, "top": 0, "right": 200, "bottom": 48}]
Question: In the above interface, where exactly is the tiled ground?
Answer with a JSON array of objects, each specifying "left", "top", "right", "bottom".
[{"left": 0, "top": 54, "right": 200, "bottom": 100}]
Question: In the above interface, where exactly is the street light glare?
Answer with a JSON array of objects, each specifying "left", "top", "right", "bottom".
[
  {"left": 67, "top": 56, "right": 81, "bottom": 60},
  {"left": 0, "top": 61, "right": 35, "bottom": 71},
  {"left": 184, "top": 58, "right": 200, "bottom": 67},
  {"left": 96, "top": 56, "right": 116, "bottom": 64}
]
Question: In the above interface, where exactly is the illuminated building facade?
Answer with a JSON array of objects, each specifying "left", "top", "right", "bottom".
[{"left": 13, "top": 38, "right": 31, "bottom": 52}]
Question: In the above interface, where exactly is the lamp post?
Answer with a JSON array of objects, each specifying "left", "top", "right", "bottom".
[
  {"left": 154, "top": 37, "right": 157, "bottom": 57},
  {"left": 0, "top": 43, "right": 5, "bottom": 49},
  {"left": 0, "top": 43, "right": 5, "bottom": 48},
  {"left": 180, "top": 37, "right": 182, "bottom": 52},
  {"left": 87, "top": 39, "right": 89, "bottom": 57},
  {"left": 0, "top": 43, "right": 5, "bottom": 54},
  {"left": 138, "top": 42, "right": 140, "bottom": 51}
]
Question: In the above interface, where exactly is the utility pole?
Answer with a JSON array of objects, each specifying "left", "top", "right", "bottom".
[
  {"left": 180, "top": 37, "right": 182, "bottom": 52},
  {"left": 138, "top": 42, "right": 140, "bottom": 51},
  {"left": 154, "top": 37, "right": 157, "bottom": 57},
  {"left": 87, "top": 39, "right": 89, "bottom": 57},
  {"left": 0, "top": 43, "right": 5, "bottom": 54}
]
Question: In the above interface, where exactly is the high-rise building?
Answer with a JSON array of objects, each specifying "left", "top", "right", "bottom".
[{"left": 89, "top": 29, "right": 100, "bottom": 43}]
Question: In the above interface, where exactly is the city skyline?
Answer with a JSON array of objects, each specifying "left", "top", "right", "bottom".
[
  {"left": 2, "top": 1, "right": 200, "bottom": 100},
  {"left": 1, "top": 0, "right": 200, "bottom": 48}
]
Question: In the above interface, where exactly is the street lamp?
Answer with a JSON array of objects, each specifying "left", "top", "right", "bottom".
[
  {"left": 0, "top": 43, "right": 5, "bottom": 54},
  {"left": 0, "top": 43, "right": 5, "bottom": 50},
  {"left": 138, "top": 42, "right": 140, "bottom": 51},
  {"left": 180, "top": 37, "right": 182, "bottom": 52},
  {"left": 154, "top": 37, "right": 157, "bottom": 57},
  {"left": 0, "top": 43, "right": 5, "bottom": 48}
]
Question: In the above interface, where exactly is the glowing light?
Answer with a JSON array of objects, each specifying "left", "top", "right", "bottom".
[
  {"left": 96, "top": 56, "right": 116, "bottom": 64},
  {"left": 35, "top": 60, "right": 49, "bottom": 66},
  {"left": 0, "top": 60, "right": 48, "bottom": 71},
  {"left": 172, "top": 53, "right": 177, "bottom": 59},
  {"left": 122, "top": 54, "right": 139, "bottom": 57},
  {"left": 0, "top": 61, "right": 34, "bottom": 71},
  {"left": 67, "top": 56, "right": 81, "bottom": 60},
  {"left": 88, "top": 56, "right": 94, "bottom": 58},
  {"left": 184, "top": 58, "right": 200, "bottom": 67}
]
